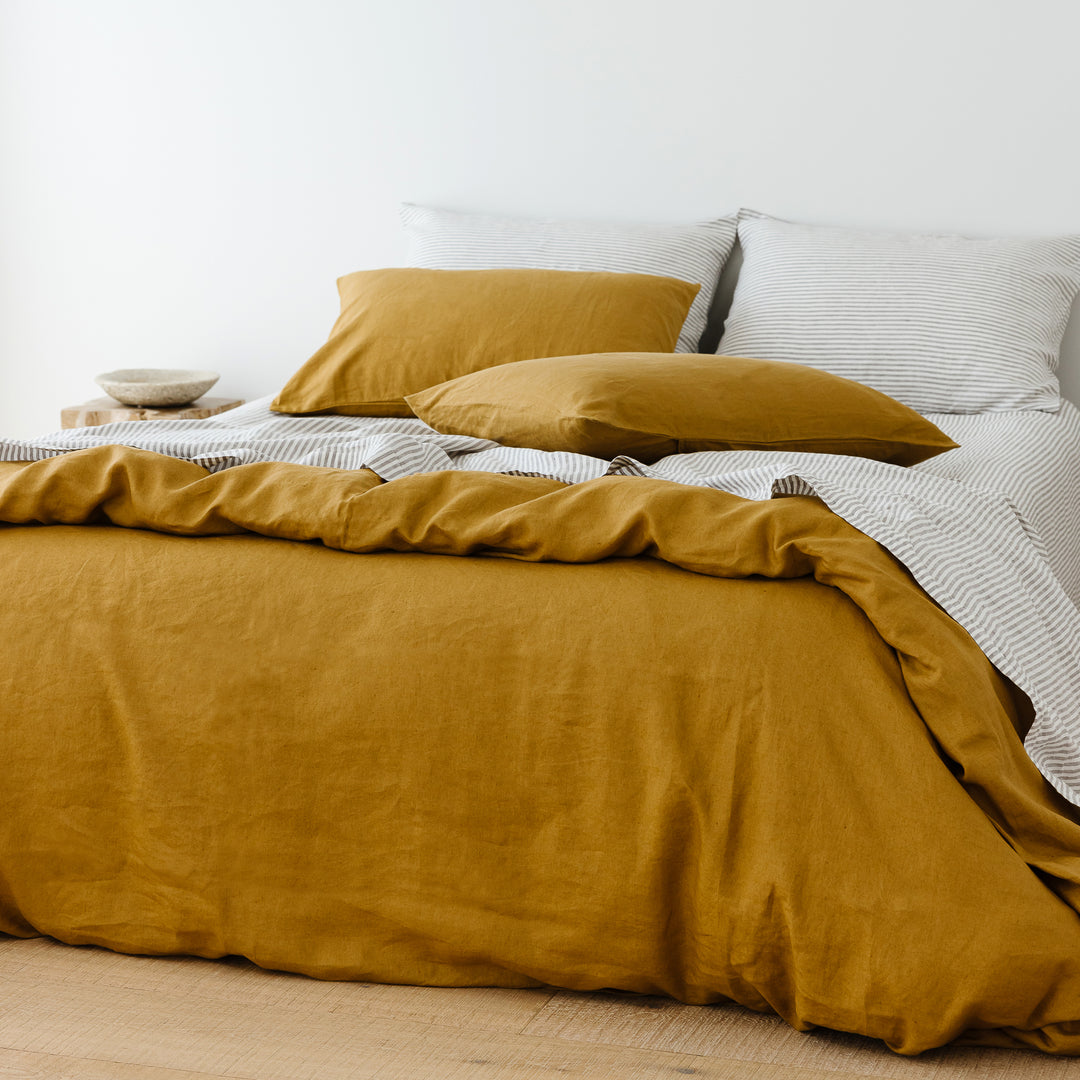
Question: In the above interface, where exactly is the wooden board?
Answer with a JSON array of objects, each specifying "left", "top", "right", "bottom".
[
  {"left": 0, "top": 935, "right": 1075, "bottom": 1079},
  {"left": 60, "top": 397, "right": 244, "bottom": 429}
]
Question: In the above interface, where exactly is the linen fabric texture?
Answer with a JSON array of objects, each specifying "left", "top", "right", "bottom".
[
  {"left": 6, "top": 398, "right": 1080, "bottom": 804},
  {"left": 7, "top": 449, "right": 1080, "bottom": 1054},
  {"left": 718, "top": 210, "right": 1080, "bottom": 414},
  {"left": 406, "top": 352, "right": 959, "bottom": 465},
  {"left": 4, "top": 396, "right": 1079, "bottom": 604},
  {"left": 401, "top": 202, "right": 737, "bottom": 353},
  {"left": 270, "top": 267, "right": 699, "bottom": 417}
]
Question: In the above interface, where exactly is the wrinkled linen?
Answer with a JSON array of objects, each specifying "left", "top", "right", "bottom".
[
  {"left": 3, "top": 397, "right": 1079, "bottom": 603},
  {"left": 4, "top": 396, "right": 1079, "bottom": 605},
  {"left": 4, "top": 447, "right": 1080, "bottom": 1055},
  {"left": 3, "top": 401, "right": 1080, "bottom": 803}
]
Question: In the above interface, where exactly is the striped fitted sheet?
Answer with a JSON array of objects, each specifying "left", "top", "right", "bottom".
[{"left": 4, "top": 398, "right": 1080, "bottom": 804}]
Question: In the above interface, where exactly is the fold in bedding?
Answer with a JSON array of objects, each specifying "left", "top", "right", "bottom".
[
  {"left": 3, "top": 394, "right": 1079, "bottom": 607},
  {"left": 4, "top": 446, "right": 1080, "bottom": 1053}
]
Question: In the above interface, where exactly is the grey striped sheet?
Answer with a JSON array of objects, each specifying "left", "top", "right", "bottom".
[
  {"left": 4, "top": 397, "right": 1080, "bottom": 805},
  {"left": 718, "top": 210, "right": 1080, "bottom": 415},
  {"left": 401, "top": 203, "right": 737, "bottom": 354},
  {"left": 919, "top": 407, "right": 1080, "bottom": 604}
]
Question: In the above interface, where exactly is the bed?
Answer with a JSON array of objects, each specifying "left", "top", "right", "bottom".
[{"left": 4, "top": 206, "right": 1080, "bottom": 1057}]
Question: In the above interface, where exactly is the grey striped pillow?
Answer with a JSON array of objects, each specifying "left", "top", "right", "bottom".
[
  {"left": 718, "top": 210, "right": 1080, "bottom": 414},
  {"left": 401, "top": 203, "right": 737, "bottom": 354}
]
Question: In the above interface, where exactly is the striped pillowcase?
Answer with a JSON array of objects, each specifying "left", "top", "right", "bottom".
[
  {"left": 718, "top": 210, "right": 1080, "bottom": 414},
  {"left": 401, "top": 203, "right": 737, "bottom": 354}
]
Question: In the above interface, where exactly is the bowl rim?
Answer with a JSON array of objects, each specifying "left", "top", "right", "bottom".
[{"left": 95, "top": 369, "right": 220, "bottom": 385}]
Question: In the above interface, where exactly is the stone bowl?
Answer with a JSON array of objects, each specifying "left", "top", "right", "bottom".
[{"left": 95, "top": 369, "right": 220, "bottom": 408}]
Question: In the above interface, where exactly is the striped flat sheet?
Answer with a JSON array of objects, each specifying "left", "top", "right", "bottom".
[{"left": 4, "top": 399, "right": 1080, "bottom": 806}]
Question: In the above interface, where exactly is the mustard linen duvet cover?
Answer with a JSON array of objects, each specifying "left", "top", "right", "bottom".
[{"left": 2, "top": 446, "right": 1080, "bottom": 1055}]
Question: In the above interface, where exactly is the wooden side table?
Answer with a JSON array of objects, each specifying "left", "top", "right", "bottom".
[{"left": 61, "top": 397, "right": 245, "bottom": 430}]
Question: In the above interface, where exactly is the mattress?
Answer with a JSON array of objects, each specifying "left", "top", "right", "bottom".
[{"left": 3, "top": 403, "right": 1080, "bottom": 1055}]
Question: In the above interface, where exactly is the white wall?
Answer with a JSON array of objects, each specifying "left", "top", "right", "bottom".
[{"left": 2, "top": 0, "right": 1079, "bottom": 438}]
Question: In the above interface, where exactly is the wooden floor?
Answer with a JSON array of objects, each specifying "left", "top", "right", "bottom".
[{"left": 1, "top": 936, "right": 1078, "bottom": 1079}]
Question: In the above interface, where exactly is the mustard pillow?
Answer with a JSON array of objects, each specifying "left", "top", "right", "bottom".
[
  {"left": 271, "top": 268, "right": 700, "bottom": 417},
  {"left": 405, "top": 352, "right": 959, "bottom": 466}
]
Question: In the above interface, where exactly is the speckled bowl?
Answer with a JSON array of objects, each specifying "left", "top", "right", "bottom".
[{"left": 95, "top": 368, "right": 220, "bottom": 407}]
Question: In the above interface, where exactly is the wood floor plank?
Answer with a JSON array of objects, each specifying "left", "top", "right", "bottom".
[
  {"left": 522, "top": 990, "right": 1080, "bottom": 1079},
  {"left": 1, "top": 937, "right": 554, "bottom": 1034},
  {"left": 364, "top": 1024, "right": 890, "bottom": 1080},
  {"left": 3, "top": 936, "right": 1079, "bottom": 1080},
  {"left": 0, "top": 972, "right": 395, "bottom": 1079},
  {"left": 0, "top": 1045, "right": 222, "bottom": 1079},
  {"left": 0, "top": 966, "right": 892, "bottom": 1080},
  {"left": 323, "top": 982, "right": 556, "bottom": 1031}
]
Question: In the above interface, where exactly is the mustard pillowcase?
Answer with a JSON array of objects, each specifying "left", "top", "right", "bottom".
[
  {"left": 271, "top": 268, "right": 700, "bottom": 417},
  {"left": 406, "top": 352, "right": 959, "bottom": 465}
]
